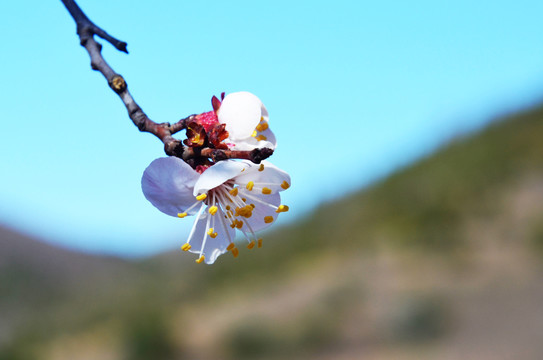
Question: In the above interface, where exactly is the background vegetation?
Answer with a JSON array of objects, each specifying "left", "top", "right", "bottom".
[{"left": 2, "top": 103, "right": 543, "bottom": 359}]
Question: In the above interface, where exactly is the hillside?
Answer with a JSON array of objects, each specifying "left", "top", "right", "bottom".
[
  {"left": 2, "top": 103, "right": 543, "bottom": 359},
  {"left": 0, "top": 227, "right": 145, "bottom": 355}
]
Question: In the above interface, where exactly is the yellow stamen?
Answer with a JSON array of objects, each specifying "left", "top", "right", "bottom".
[
  {"left": 226, "top": 205, "right": 231, "bottom": 210},
  {"left": 232, "top": 248, "right": 239, "bottom": 258},
  {"left": 177, "top": 212, "right": 188, "bottom": 218},
  {"left": 230, "top": 223, "right": 236, "bottom": 228},
  {"left": 196, "top": 193, "right": 207, "bottom": 201},
  {"left": 246, "top": 181, "right": 254, "bottom": 191},
  {"left": 281, "top": 181, "right": 290, "bottom": 190},
  {"left": 242, "top": 198, "right": 247, "bottom": 202},
  {"left": 236, "top": 205, "right": 253, "bottom": 218},
  {"left": 260, "top": 116, "right": 264, "bottom": 121},
  {"left": 250, "top": 204, "right": 255, "bottom": 209},
  {"left": 241, "top": 168, "right": 245, "bottom": 172},
  {"left": 251, "top": 130, "right": 257, "bottom": 137},
  {"left": 196, "top": 255, "right": 205, "bottom": 264},
  {"left": 227, "top": 243, "right": 235, "bottom": 251},
  {"left": 210, "top": 232, "right": 218, "bottom": 238},
  {"left": 181, "top": 243, "right": 191, "bottom": 251},
  {"left": 247, "top": 240, "right": 255, "bottom": 249},
  {"left": 264, "top": 216, "right": 274, "bottom": 223},
  {"left": 207, "top": 228, "right": 214, "bottom": 236},
  {"left": 255, "top": 135, "right": 267, "bottom": 141},
  {"left": 229, "top": 188, "right": 239, "bottom": 196},
  {"left": 209, "top": 206, "right": 218, "bottom": 215},
  {"left": 275, "top": 205, "right": 289, "bottom": 213},
  {"left": 262, "top": 187, "right": 272, "bottom": 195},
  {"left": 259, "top": 163, "right": 265, "bottom": 172},
  {"left": 235, "top": 220, "right": 243, "bottom": 229},
  {"left": 257, "top": 238, "right": 263, "bottom": 248},
  {"left": 256, "top": 122, "right": 269, "bottom": 132}
]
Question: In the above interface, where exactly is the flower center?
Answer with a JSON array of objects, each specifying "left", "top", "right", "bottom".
[
  {"left": 196, "top": 110, "right": 219, "bottom": 132},
  {"left": 176, "top": 171, "right": 291, "bottom": 264}
]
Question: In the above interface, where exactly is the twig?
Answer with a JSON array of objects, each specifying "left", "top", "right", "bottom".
[{"left": 61, "top": 0, "right": 272, "bottom": 164}]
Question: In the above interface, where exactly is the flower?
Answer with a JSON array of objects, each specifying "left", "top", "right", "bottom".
[
  {"left": 186, "top": 92, "right": 276, "bottom": 153},
  {"left": 217, "top": 91, "right": 276, "bottom": 151},
  {"left": 142, "top": 157, "right": 290, "bottom": 264}
]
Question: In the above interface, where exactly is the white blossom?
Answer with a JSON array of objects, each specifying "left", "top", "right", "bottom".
[{"left": 142, "top": 157, "right": 290, "bottom": 264}]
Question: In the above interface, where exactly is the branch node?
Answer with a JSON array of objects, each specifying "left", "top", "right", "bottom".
[
  {"left": 109, "top": 75, "right": 127, "bottom": 93},
  {"left": 135, "top": 114, "right": 147, "bottom": 131},
  {"left": 250, "top": 148, "right": 274, "bottom": 163},
  {"left": 165, "top": 140, "right": 185, "bottom": 157},
  {"left": 211, "top": 150, "right": 228, "bottom": 162}
]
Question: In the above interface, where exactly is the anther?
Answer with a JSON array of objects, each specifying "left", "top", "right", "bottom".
[
  {"left": 257, "top": 238, "right": 263, "bottom": 248},
  {"left": 181, "top": 243, "right": 191, "bottom": 251},
  {"left": 207, "top": 228, "right": 214, "bottom": 236},
  {"left": 256, "top": 135, "right": 267, "bottom": 141},
  {"left": 196, "top": 255, "right": 205, "bottom": 264},
  {"left": 262, "top": 187, "right": 272, "bottom": 195},
  {"left": 227, "top": 243, "right": 235, "bottom": 251},
  {"left": 209, "top": 206, "right": 218, "bottom": 215},
  {"left": 251, "top": 130, "right": 257, "bottom": 137},
  {"left": 236, "top": 205, "right": 253, "bottom": 218},
  {"left": 210, "top": 232, "right": 218, "bottom": 238},
  {"left": 275, "top": 205, "right": 289, "bottom": 213},
  {"left": 177, "top": 212, "right": 188, "bottom": 218},
  {"left": 247, "top": 240, "right": 255, "bottom": 249},
  {"left": 281, "top": 181, "right": 290, "bottom": 190},
  {"left": 196, "top": 194, "right": 207, "bottom": 201},
  {"left": 259, "top": 164, "right": 265, "bottom": 171},
  {"left": 256, "top": 123, "right": 269, "bottom": 132},
  {"left": 232, "top": 248, "right": 239, "bottom": 258},
  {"left": 229, "top": 188, "right": 238, "bottom": 196},
  {"left": 264, "top": 216, "right": 274, "bottom": 223},
  {"left": 246, "top": 182, "right": 254, "bottom": 191}
]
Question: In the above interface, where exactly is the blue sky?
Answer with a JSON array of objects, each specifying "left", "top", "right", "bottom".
[{"left": 1, "top": 1, "right": 543, "bottom": 256}]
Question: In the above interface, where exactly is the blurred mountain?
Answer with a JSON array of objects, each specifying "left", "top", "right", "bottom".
[
  {"left": 0, "top": 227, "right": 146, "bottom": 357},
  {"left": 3, "top": 103, "right": 543, "bottom": 359}
]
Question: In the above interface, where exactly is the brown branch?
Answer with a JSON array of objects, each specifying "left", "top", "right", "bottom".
[
  {"left": 61, "top": 0, "right": 273, "bottom": 163},
  {"left": 183, "top": 147, "right": 274, "bottom": 164},
  {"left": 61, "top": 0, "right": 185, "bottom": 155}
]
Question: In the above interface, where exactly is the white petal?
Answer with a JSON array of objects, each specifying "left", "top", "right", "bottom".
[
  {"left": 218, "top": 92, "right": 264, "bottom": 140},
  {"left": 187, "top": 210, "right": 234, "bottom": 264},
  {"left": 193, "top": 160, "right": 249, "bottom": 196},
  {"left": 258, "top": 125, "right": 277, "bottom": 149},
  {"left": 142, "top": 157, "right": 200, "bottom": 217},
  {"left": 234, "top": 160, "right": 291, "bottom": 193},
  {"left": 238, "top": 191, "right": 281, "bottom": 232},
  {"left": 225, "top": 131, "right": 276, "bottom": 151}
]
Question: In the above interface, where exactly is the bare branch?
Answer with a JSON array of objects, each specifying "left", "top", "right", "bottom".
[
  {"left": 61, "top": 0, "right": 188, "bottom": 156},
  {"left": 182, "top": 147, "right": 274, "bottom": 164},
  {"left": 61, "top": 0, "right": 274, "bottom": 164},
  {"left": 61, "top": 0, "right": 127, "bottom": 53}
]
